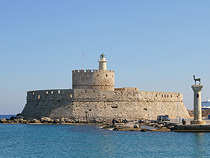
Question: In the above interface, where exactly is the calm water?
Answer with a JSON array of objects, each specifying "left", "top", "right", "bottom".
[{"left": 1, "top": 117, "right": 210, "bottom": 157}]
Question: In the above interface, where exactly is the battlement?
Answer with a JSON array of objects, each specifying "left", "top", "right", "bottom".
[
  {"left": 72, "top": 69, "right": 114, "bottom": 73},
  {"left": 115, "top": 87, "right": 139, "bottom": 91},
  {"left": 27, "top": 89, "right": 73, "bottom": 102}
]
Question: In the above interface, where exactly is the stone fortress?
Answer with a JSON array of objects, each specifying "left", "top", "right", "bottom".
[{"left": 21, "top": 54, "right": 190, "bottom": 121}]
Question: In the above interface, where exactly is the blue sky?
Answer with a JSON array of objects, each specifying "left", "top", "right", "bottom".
[{"left": 1, "top": 0, "right": 210, "bottom": 114}]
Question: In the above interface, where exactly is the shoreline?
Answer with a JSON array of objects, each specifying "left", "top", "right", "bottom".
[
  {"left": 2, "top": 116, "right": 210, "bottom": 132},
  {"left": 0, "top": 117, "right": 173, "bottom": 132}
]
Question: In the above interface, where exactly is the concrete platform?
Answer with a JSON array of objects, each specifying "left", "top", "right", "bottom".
[
  {"left": 172, "top": 124, "right": 210, "bottom": 132},
  {"left": 190, "top": 120, "right": 206, "bottom": 124}
]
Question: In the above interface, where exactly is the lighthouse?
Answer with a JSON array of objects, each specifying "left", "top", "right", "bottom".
[{"left": 98, "top": 53, "right": 107, "bottom": 70}]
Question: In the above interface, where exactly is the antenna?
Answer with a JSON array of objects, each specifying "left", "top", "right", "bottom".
[{"left": 82, "top": 53, "right": 84, "bottom": 70}]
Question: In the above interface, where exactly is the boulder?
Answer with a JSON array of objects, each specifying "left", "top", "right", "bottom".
[
  {"left": 13, "top": 119, "right": 18, "bottom": 123},
  {"left": 33, "top": 119, "right": 40, "bottom": 123},
  {"left": 133, "top": 124, "right": 140, "bottom": 128},
  {"left": 52, "top": 119, "right": 60, "bottom": 124},
  {"left": 0, "top": 119, "right": 7, "bottom": 123},
  {"left": 16, "top": 113, "right": 23, "bottom": 119},
  {"left": 75, "top": 119, "right": 80, "bottom": 123},
  {"left": 60, "top": 118, "right": 65, "bottom": 122},
  {"left": 7, "top": 120, "right": 14, "bottom": 124},
  {"left": 64, "top": 118, "right": 70, "bottom": 122},
  {"left": 10, "top": 116, "right": 15, "bottom": 120},
  {"left": 69, "top": 119, "right": 74, "bottom": 123},
  {"left": 19, "top": 119, "right": 27, "bottom": 124},
  {"left": 41, "top": 117, "right": 51, "bottom": 123}
]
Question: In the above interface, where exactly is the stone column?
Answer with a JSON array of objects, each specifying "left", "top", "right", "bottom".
[{"left": 190, "top": 85, "right": 205, "bottom": 124}]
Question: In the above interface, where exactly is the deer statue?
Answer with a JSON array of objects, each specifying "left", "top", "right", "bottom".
[{"left": 193, "top": 75, "right": 201, "bottom": 85}]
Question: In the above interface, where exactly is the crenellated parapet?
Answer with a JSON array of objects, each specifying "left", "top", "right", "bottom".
[
  {"left": 72, "top": 69, "right": 114, "bottom": 73},
  {"left": 27, "top": 89, "right": 74, "bottom": 102}
]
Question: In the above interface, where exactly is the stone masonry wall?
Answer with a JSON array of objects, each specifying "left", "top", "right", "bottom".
[
  {"left": 21, "top": 89, "right": 73, "bottom": 119},
  {"left": 72, "top": 69, "right": 115, "bottom": 91},
  {"left": 71, "top": 89, "right": 189, "bottom": 121},
  {"left": 21, "top": 88, "right": 190, "bottom": 120}
]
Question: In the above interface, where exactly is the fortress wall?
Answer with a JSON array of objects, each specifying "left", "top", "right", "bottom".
[
  {"left": 49, "top": 103, "right": 74, "bottom": 119},
  {"left": 22, "top": 88, "right": 189, "bottom": 120},
  {"left": 70, "top": 89, "right": 189, "bottom": 120},
  {"left": 73, "top": 89, "right": 183, "bottom": 102},
  {"left": 72, "top": 69, "right": 114, "bottom": 91},
  {"left": 21, "top": 89, "right": 74, "bottom": 119},
  {"left": 72, "top": 101, "right": 189, "bottom": 121}
]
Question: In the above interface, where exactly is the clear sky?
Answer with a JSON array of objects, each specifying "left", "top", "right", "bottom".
[{"left": 1, "top": 0, "right": 210, "bottom": 114}]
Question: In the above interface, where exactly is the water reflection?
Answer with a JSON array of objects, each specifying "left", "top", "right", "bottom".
[{"left": 194, "top": 133, "right": 205, "bottom": 157}]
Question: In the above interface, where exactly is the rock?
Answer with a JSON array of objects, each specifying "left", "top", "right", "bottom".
[
  {"left": 74, "top": 119, "right": 80, "bottom": 123},
  {"left": 28, "top": 120, "right": 33, "bottom": 123},
  {"left": 53, "top": 119, "right": 60, "bottom": 124},
  {"left": 69, "top": 119, "right": 74, "bottom": 123},
  {"left": 154, "top": 127, "right": 171, "bottom": 132},
  {"left": 133, "top": 124, "right": 139, "bottom": 128},
  {"left": 139, "top": 119, "right": 145, "bottom": 123},
  {"left": 19, "top": 119, "right": 27, "bottom": 124},
  {"left": 13, "top": 119, "right": 18, "bottom": 123},
  {"left": 0, "top": 119, "right": 7, "bottom": 123},
  {"left": 32, "top": 119, "right": 40, "bottom": 123},
  {"left": 122, "top": 119, "right": 128, "bottom": 123},
  {"left": 10, "top": 116, "right": 15, "bottom": 120},
  {"left": 16, "top": 113, "right": 23, "bottom": 119},
  {"left": 79, "top": 120, "right": 86, "bottom": 123},
  {"left": 7, "top": 120, "right": 14, "bottom": 124},
  {"left": 41, "top": 117, "right": 51, "bottom": 123},
  {"left": 141, "top": 128, "right": 148, "bottom": 132},
  {"left": 64, "top": 118, "right": 70, "bottom": 122},
  {"left": 60, "top": 118, "right": 65, "bottom": 122},
  {"left": 49, "top": 119, "right": 54, "bottom": 123},
  {"left": 114, "top": 127, "right": 141, "bottom": 131}
]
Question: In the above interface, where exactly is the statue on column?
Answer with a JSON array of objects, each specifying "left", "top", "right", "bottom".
[{"left": 193, "top": 75, "right": 201, "bottom": 85}]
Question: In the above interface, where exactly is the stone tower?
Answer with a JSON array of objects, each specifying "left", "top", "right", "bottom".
[
  {"left": 98, "top": 53, "right": 107, "bottom": 70},
  {"left": 72, "top": 54, "right": 115, "bottom": 91}
]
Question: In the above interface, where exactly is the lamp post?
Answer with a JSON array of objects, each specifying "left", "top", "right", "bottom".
[{"left": 177, "top": 104, "right": 179, "bottom": 123}]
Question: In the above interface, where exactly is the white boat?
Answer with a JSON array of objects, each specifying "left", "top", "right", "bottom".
[{"left": 201, "top": 99, "right": 210, "bottom": 109}]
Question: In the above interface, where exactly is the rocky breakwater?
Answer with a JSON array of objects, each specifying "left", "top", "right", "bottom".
[
  {"left": 0, "top": 116, "right": 104, "bottom": 125},
  {"left": 0, "top": 117, "right": 174, "bottom": 132},
  {"left": 100, "top": 119, "right": 173, "bottom": 132}
]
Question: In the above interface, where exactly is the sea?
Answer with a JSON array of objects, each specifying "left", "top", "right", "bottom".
[{"left": 1, "top": 115, "right": 210, "bottom": 158}]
